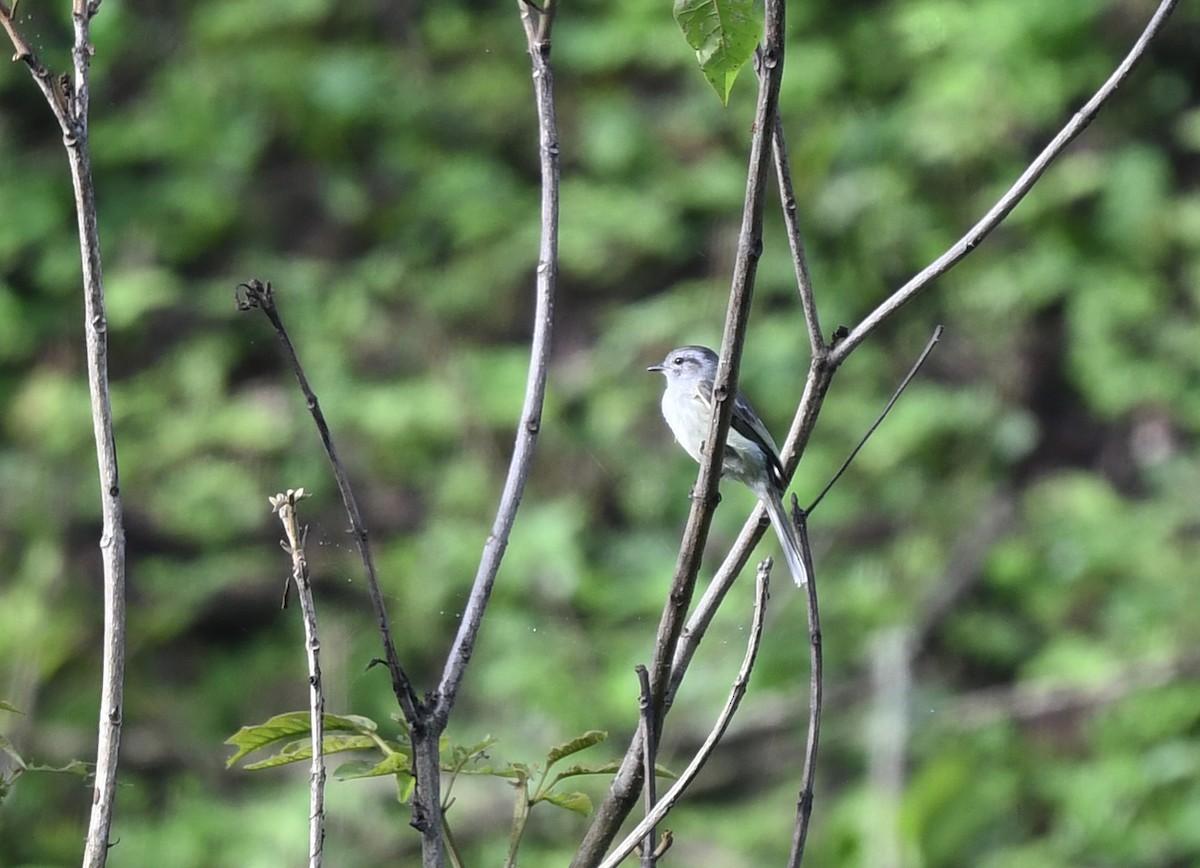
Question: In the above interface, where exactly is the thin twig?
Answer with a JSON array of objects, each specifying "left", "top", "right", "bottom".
[
  {"left": 787, "top": 506, "right": 823, "bottom": 867},
  {"left": 827, "top": 0, "right": 1180, "bottom": 368},
  {"left": 770, "top": 116, "right": 824, "bottom": 361},
  {"left": 235, "top": 280, "right": 422, "bottom": 723},
  {"left": 433, "top": 0, "right": 559, "bottom": 727},
  {"left": 598, "top": 561, "right": 772, "bottom": 868},
  {"left": 635, "top": 665, "right": 657, "bottom": 867},
  {"left": 0, "top": 2, "right": 72, "bottom": 131},
  {"left": 0, "top": 1, "right": 132, "bottom": 864},
  {"left": 235, "top": 281, "right": 443, "bottom": 860},
  {"left": 270, "top": 489, "right": 326, "bottom": 868},
  {"left": 401, "top": 3, "right": 561, "bottom": 863},
  {"left": 808, "top": 324, "right": 943, "bottom": 515}
]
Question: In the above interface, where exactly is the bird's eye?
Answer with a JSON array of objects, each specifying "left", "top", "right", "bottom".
[{"left": 673, "top": 356, "right": 684, "bottom": 365}]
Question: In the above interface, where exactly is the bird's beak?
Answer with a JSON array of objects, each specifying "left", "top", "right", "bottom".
[{"left": 647, "top": 363, "right": 664, "bottom": 373}]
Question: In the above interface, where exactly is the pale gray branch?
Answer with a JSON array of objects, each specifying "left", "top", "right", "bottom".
[
  {"left": 828, "top": 0, "right": 1180, "bottom": 368},
  {"left": 270, "top": 489, "right": 326, "bottom": 868},
  {"left": 787, "top": 511, "right": 823, "bottom": 866},
  {"left": 433, "top": 0, "right": 560, "bottom": 723},
  {"left": 770, "top": 117, "right": 824, "bottom": 360},
  {"left": 0, "top": 2, "right": 134, "bottom": 864}
]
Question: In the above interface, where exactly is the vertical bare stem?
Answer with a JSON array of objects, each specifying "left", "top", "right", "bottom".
[
  {"left": 863, "top": 628, "right": 911, "bottom": 868},
  {"left": 33, "top": 2, "right": 132, "bottom": 865},
  {"left": 635, "top": 665, "right": 657, "bottom": 867},
  {"left": 770, "top": 117, "right": 824, "bottom": 361},
  {"left": 787, "top": 512, "right": 822, "bottom": 867},
  {"left": 0, "top": 3, "right": 125, "bottom": 862},
  {"left": 433, "top": 0, "right": 560, "bottom": 722},
  {"left": 270, "top": 490, "right": 326, "bottom": 868}
]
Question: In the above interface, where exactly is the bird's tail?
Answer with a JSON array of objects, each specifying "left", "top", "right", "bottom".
[{"left": 758, "top": 485, "right": 809, "bottom": 587}]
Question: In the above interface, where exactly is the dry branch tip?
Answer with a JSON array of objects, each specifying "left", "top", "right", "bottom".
[{"left": 235, "top": 278, "right": 273, "bottom": 311}]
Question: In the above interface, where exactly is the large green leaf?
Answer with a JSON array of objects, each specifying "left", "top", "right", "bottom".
[
  {"left": 225, "top": 712, "right": 383, "bottom": 767},
  {"left": 242, "top": 735, "right": 386, "bottom": 771},
  {"left": 673, "top": 0, "right": 763, "bottom": 104}
]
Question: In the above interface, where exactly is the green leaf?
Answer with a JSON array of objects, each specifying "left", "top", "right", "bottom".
[
  {"left": 25, "top": 760, "right": 91, "bottom": 778},
  {"left": 0, "top": 701, "right": 22, "bottom": 714},
  {"left": 446, "top": 735, "right": 499, "bottom": 769},
  {"left": 447, "top": 763, "right": 526, "bottom": 780},
  {"left": 225, "top": 712, "right": 381, "bottom": 767},
  {"left": 546, "top": 730, "right": 607, "bottom": 766},
  {"left": 551, "top": 761, "right": 621, "bottom": 780},
  {"left": 536, "top": 790, "right": 593, "bottom": 816},
  {"left": 396, "top": 772, "right": 416, "bottom": 805},
  {"left": 242, "top": 735, "right": 389, "bottom": 771},
  {"left": 548, "top": 761, "right": 676, "bottom": 791},
  {"left": 462, "top": 735, "right": 499, "bottom": 757},
  {"left": 334, "top": 751, "right": 412, "bottom": 780},
  {"left": 673, "top": 0, "right": 763, "bottom": 104},
  {"left": 653, "top": 762, "right": 677, "bottom": 780}
]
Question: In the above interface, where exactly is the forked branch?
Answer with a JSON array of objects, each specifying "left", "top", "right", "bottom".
[
  {"left": 599, "top": 561, "right": 772, "bottom": 868},
  {"left": 0, "top": 3, "right": 129, "bottom": 865}
]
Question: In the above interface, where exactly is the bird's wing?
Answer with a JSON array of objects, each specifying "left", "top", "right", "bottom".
[
  {"left": 731, "top": 391, "right": 787, "bottom": 492},
  {"left": 698, "top": 378, "right": 787, "bottom": 492}
]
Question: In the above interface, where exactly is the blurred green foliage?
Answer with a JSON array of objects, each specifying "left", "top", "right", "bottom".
[{"left": 2, "top": 0, "right": 1199, "bottom": 865}]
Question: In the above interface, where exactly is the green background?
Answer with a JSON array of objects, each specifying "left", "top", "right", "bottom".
[{"left": 2, "top": 0, "right": 1199, "bottom": 865}]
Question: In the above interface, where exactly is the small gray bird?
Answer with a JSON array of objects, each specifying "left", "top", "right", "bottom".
[{"left": 648, "top": 345, "right": 808, "bottom": 586}]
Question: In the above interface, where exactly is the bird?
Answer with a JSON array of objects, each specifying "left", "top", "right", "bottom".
[{"left": 648, "top": 345, "right": 807, "bottom": 586}]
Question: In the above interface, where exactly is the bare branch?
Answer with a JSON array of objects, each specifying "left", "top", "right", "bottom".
[
  {"left": 862, "top": 629, "right": 911, "bottom": 868},
  {"left": 599, "top": 561, "right": 772, "bottom": 868},
  {"left": 0, "top": 2, "right": 72, "bottom": 131},
  {"left": 235, "top": 280, "right": 422, "bottom": 724},
  {"left": 828, "top": 0, "right": 1180, "bottom": 368},
  {"left": 269, "top": 489, "right": 326, "bottom": 868},
  {"left": 433, "top": 0, "right": 560, "bottom": 723},
  {"left": 787, "top": 509, "right": 823, "bottom": 867},
  {"left": 0, "top": 1, "right": 136, "bottom": 863},
  {"left": 577, "top": 360, "right": 834, "bottom": 866},
  {"left": 771, "top": 117, "right": 824, "bottom": 360},
  {"left": 635, "top": 665, "right": 657, "bottom": 868}
]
